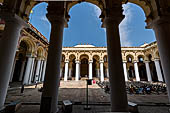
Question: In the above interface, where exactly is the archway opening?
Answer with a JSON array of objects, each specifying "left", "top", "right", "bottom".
[
  {"left": 126, "top": 55, "right": 135, "bottom": 81},
  {"left": 138, "top": 56, "right": 147, "bottom": 81}
]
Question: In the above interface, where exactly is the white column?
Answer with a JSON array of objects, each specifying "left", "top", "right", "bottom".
[
  {"left": 0, "top": 16, "right": 24, "bottom": 110},
  {"left": 23, "top": 57, "right": 33, "bottom": 84},
  {"left": 35, "top": 59, "right": 41, "bottom": 82},
  {"left": 39, "top": 60, "right": 44, "bottom": 82},
  {"left": 123, "top": 62, "right": 128, "bottom": 81},
  {"left": 60, "top": 68, "right": 63, "bottom": 78},
  {"left": 106, "top": 68, "right": 109, "bottom": 78},
  {"left": 64, "top": 61, "right": 69, "bottom": 81},
  {"left": 154, "top": 59, "right": 163, "bottom": 82},
  {"left": 89, "top": 61, "right": 93, "bottom": 79},
  {"left": 28, "top": 58, "right": 35, "bottom": 84},
  {"left": 100, "top": 61, "right": 104, "bottom": 82},
  {"left": 19, "top": 60, "right": 26, "bottom": 81},
  {"left": 75, "top": 61, "right": 80, "bottom": 81},
  {"left": 134, "top": 61, "right": 140, "bottom": 81},
  {"left": 42, "top": 60, "right": 47, "bottom": 81},
  {"left": 145, "top": 61, "right": 152, "bottom": 81}
]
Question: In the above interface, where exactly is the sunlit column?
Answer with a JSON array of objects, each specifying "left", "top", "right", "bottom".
[
  {"left": 75, "top": 60, "right": 80, "bottom": 81},
  {"left": 28, "top": 58, "right": 35, "bottom": 84},
  {"left": 100, "top": 61, "right": 104, "bottom": 82},
  {"left": 41, "top": 60, "right": 47, "bottom": 81},
  {"left": 123, "top": 61, "right": 128, "bottom": 81},
  {"left": 89, "top": 60, "right": 93, "bottom": 79},
  {"left": 23, "top": 56, "right": 34, "bottom": 84},
  {"left": 154, "top": 59, "right": 163, "bottom": 82},
  {"left": 35, "top": 59, "right": 41, "bottom": 82},
  {"left": 144, "top": 61, "right": 152, "bottom": 81},
  {"left": 64, "top": 61, "right": 69, "bottom": 81},
  {"left": 134, "top": 61, "right": 140, "bottom": 81}
]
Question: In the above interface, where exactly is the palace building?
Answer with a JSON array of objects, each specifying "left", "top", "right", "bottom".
[{"left": 0, "top": 22, "right": 163, "bottom": 85}]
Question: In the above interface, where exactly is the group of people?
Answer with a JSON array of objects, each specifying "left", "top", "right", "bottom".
[{"left": 97, "top": 81, "right": 167, "bottom": 95}]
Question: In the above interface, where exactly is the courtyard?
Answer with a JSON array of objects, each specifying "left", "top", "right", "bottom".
[{"left": 5, "top": 80, "right": 170, "bottom": 113}]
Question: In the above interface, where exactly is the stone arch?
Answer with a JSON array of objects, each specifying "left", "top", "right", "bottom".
[
  {"left": 93, "top": 55, "right": 100, "bottom": 61},
  {"left": 19, "top": 36, "right": 36, "bottom": 54},
  {"left": 126, "top": 54, "right": 134, "bottom": 63},
  {"left": 37, "top": 46, "right": 44, "bottom": 59},
  {"left": 67, "top": 0, "right": 103, "bottom": 15},
  {"left": 78, "top": 53, "right": 90, "bottom": 61},
  {"left": 137, "top": 54, "right": 145, "bottom": 62},
  {"left": 69, "top": 54, "right": 76, "bottom": 61}
]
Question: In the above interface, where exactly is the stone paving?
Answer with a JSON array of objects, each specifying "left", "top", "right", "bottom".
[{"left": 5, "top": 80, "right": 170, "bottom": 113}]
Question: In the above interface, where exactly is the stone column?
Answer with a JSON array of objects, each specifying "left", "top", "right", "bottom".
[
  {"left": 60, "top": 67, "right": 63, "bottom": 78},
  {"left": 154, "top": 59, "right": 163, "bottom": 82},
  {"left": 152, "top": 16, "right": 170, "bottom": 102},
  {"left": 104, "top": 3, "right": 128, "bottom": 111},
  {"left": 39, "top": 60, "right": 44, "bottom": 82},
  {"left": 100, "top": 61, "right": 104, "bottom": 82},
  {"left": 89, "top": 60, "right": 93, "bottom": 79},
  {"left": 0, "top": 15, "right": 25, "bottom": 109},
  {"left": 23, "top": 56, "right": 34, "bottom": 84},
  {"left": 40, "top": 2, "right": 65, "bottom": 113},
  {"left": 35, "top": 59, "right": 41, "bottom": 82},
  {"left": 123, "top": 61, "right": 128, "bottom": 81},
  {"left": 10, "top": 58, "right": 17, "bottom": 82},
  {"left": 19, "top": 60, "right": 26, "bottom": 81},
  {"left": 75, "top": 60, "right": 80, "bottom": 81},
  {"left": 144, "top": 61, "right": 152, "bottom": 81},
  {"left": 134, "top": 61, "right": 140, "bottom": 81},
  {"left": 64, "top": 61, "right": 69, "bottom": 81},
  {"left": 28, "top": 58, "right": 35, "bottom": 84},
  {"left": 41, "top": 60, "right": 47, "bottom": 82},
  {"left": 106, "top": 68, "right": 109, "bottom": 78}
]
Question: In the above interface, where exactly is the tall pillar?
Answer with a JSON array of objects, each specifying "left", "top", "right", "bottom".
[
  {"left": 89, "top": 60, "right": 93, "bottom": 79},
  {"left": 106, "top": 68, "right": 109, "bottom": 78},
  {"left": 41, "top": 60, "right": 47, "bottom": 82},
  {"left": 39, "top": 60, "right": 44, "bottom": 82},
  {"left": 10, "top": 58, "right": 17, "bottom": 82},
  {"left": 104, "top": 2, "right": 128, "bottom": 111},
  {"left": 75, "top": 60, "right": 80, "bottom": 81},
  {"left": 0, "top": 15, "right": 25, "bottom": 109},
  {"left": 40, "top": 2, "right": 65, "bottom": 113},
  {"left": 134, "top": 61, "right": 140, "bottom": 81},
  {"left": 151, "top": 16, "right": 170, "bottom": 102},
  {"left": 123, "top": 61, "right": 128, "bottom": 81},
  {"left": 100, "top": 61, "right": 104, "bottom": 82},
  {"left": 23, "top": 56, "right": 34, "bottom": 84},
  {"left": 35, "top": 59, "right": 41, "bottom": 82},
  {"left": 154, "top": 59, "right": 163, "bottom": 82},
  {"left": 64, "top": 61, "right": 69, "bottom": 81},
  {"left": 60, "top": 67, "right": 63, "bottom": 78},
  {"left": 28, "top": 58, "right": 35, "bottom": 84},
  {"left": 144, "top": 61, "right": 152, "bottom": 81}
]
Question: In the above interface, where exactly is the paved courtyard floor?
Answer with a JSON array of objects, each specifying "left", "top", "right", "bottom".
[{"left": 5, "top": 80, "right": 170, "bottom": 113}]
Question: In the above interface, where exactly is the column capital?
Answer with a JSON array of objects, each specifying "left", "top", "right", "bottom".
[
  {"left": 123, "top": 61, "right": 127, "bottom": 63},
  {"left": 64, "top": 61, "right": 69, "bottom": 63},
  {"left": 154, "top": 58, "right": 160, "bottom": 61},
  {"left": 144, "top": 60, "right": 150, "bottom": 63},
  {"left": 100, "top": 60, "right": 104, "bottom": 63},
  {"left": 89, "top": 60, "right": 93, "bottom": 63},
  {"left": 133, "top": 60, "right": 138, "bottom": 63},
  {"left": 46, "top": 2, "right": 67, "bottom": 27},
  {"left": 75, "top": 60, "right": 80, "bottom": 64},
  {"left": 0, "top": 12, "right": 29, "bottom": 28}
]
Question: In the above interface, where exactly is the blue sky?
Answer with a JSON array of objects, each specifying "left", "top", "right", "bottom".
[{"left": 29, "top": 2, "right": 156, "bottom": 47}]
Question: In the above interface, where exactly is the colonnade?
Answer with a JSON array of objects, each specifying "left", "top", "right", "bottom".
[{"left": 63, "top": 59, "right": 105, "bottom": 81}]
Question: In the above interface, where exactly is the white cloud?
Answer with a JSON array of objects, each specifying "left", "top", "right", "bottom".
[{"left": 119, "top": 4, "right": 133, "bottom": 47}]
